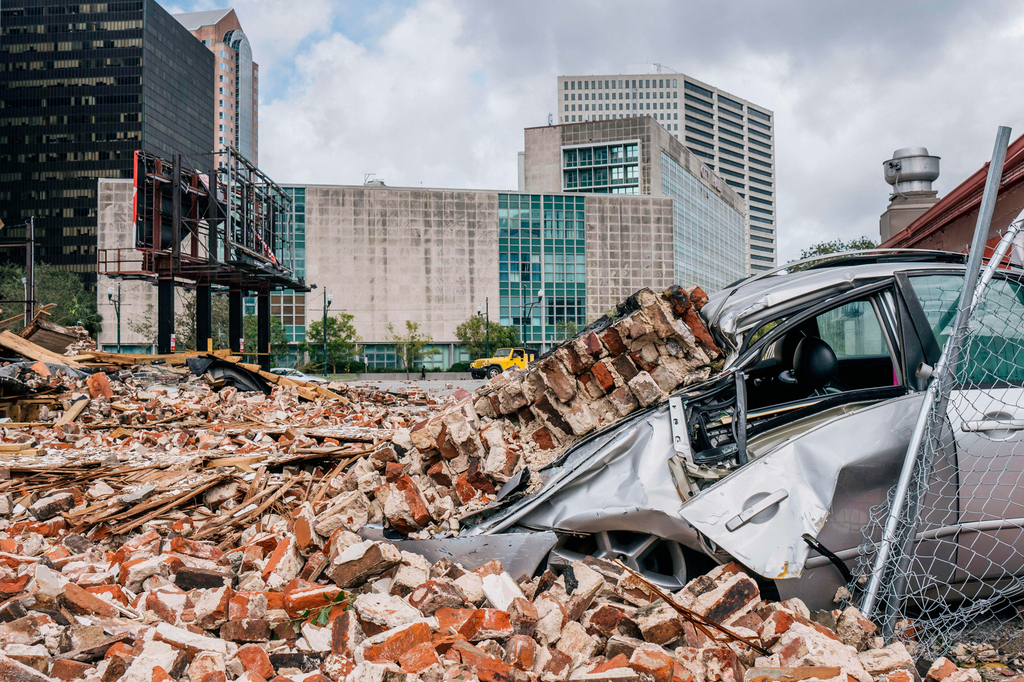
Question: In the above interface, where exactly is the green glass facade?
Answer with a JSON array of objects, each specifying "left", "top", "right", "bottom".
[
  {"left": 562, "top": 142, "right": 640, "bottom": 194},
  {"left": 499, "top": 193, "right": 587, "bottom": 346}
]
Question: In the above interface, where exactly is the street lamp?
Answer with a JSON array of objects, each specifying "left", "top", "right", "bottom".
[
  {"left": 323, "top": 290, "right": 333, "bottom": 378},
  {"left": 107, "top": 283, "right": 122, "bottom": 353}
]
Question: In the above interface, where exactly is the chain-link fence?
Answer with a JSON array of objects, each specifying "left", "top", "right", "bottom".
[{"left": 856, "top": 219, "right": 1024, "bottom": 657}]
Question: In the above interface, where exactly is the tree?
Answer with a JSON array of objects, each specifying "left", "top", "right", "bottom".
[
  {"left": 299, "top": 312, "right": 361, "bottom": 374},
  {"left": 0, "top": 263, "right": 102, "bottom": 335},
  {"left": 554, "top": 320, "right": 579, "bottom": 341},
  {"left": 126, "top": 290, "right": 231, "bottom": 350},
  {"left": 386, "top": 321, "right": 436, "bottom": 379},
  {"left": 243, "top": 314, "right": 289, "bottom": 365},
  {"left": 455, "top": 316, "right": 521, "bottom": 359},
  {"left": 798, "top": 237, "right": 879, "bottom": 262},
  {"left": 788, "top": 237, "right": 879, "bottom": 272}
]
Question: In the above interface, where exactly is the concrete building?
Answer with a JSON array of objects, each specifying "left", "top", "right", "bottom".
[
  {"left": 251, "top": 184, "right": 675, "bottom": 366},
  {"left": 0, "top": 0, "right": 215, "bottom": 281},
  {"left": 173, "top": 8, "right": 259, "bottom": 166},
  {"left": 522, "top": 117, "right": 747, "bottom": 293},
  {"left": 555, "top": 71, "right": 776, "bottom": 274}
]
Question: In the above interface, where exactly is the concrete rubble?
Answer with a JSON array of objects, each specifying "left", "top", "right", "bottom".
[{"left": 0, "top": 286, "right": 1009, "bottom": 681}]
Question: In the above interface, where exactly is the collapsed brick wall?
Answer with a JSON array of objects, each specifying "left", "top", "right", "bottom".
[{"left": 378, "top": 286, "right": 721, "bottom": 537}]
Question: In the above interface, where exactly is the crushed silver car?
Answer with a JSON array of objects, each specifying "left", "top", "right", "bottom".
[{"left": 458, "top": 250, "right": 1024, "bottom": 611}]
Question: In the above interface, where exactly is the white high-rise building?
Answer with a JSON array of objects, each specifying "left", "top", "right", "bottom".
[{"left": 555, "top": 71, "right": 776, "bottom": 273}]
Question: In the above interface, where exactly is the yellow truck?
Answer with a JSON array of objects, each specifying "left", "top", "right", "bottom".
[{"left": 469, "top": 347, "right": 538, "bottom": 379}]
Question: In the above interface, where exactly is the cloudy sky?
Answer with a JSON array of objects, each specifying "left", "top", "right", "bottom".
[{"left": 168, "top": 0, "right": 1024, "bottom": 262}]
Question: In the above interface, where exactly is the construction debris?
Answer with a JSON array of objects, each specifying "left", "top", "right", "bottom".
[{"left": 0, "top": 284, "right": 1013, "bottom": 681}]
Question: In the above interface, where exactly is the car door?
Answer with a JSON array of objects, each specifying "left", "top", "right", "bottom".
[
  {"left": 678, "top": 288, "right": 921, "bottom": 583},
  {"left": 905, "top": 273, "right": 1024, "bottom": 590}
]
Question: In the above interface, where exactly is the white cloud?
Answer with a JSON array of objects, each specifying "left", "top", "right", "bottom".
[
  {"left": 260, "top": 0, "right": 540, "bottom": 189},
  {"left": 247, "top": 0, "right": 1024, "bottom": 262}
]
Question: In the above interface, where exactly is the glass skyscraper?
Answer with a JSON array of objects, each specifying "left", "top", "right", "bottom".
[{"left": 0, "top": 0, "right": 214, "bottom": 280}]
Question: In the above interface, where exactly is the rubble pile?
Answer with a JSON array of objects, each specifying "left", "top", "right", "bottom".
[
  {"left": 383, "top": 285, "right": 720, "bottom": 536},
  {"left": 0, "top": 519, "right": 991, "bottom": 682},
  {"left": 0, "top": 285, "right": 1012, "bottom": 682}
]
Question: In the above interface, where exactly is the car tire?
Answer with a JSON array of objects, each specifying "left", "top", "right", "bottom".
[
  {"left": 545, "top": 531, "right": 703, "bottom": 592},
  {"left": 470, "top": 371, "right": 482, "bottom": 379},
  {"left": 487, "top": 366, "right": 502, "bottom": 379}
]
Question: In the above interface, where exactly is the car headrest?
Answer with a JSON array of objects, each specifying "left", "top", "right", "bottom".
[{"left": 793, "top": 336, "right": 837, "bottom": 390}]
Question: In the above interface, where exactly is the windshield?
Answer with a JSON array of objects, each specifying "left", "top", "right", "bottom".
[{"left": 494, "top": 348, "right": 513, "bottom": 357}]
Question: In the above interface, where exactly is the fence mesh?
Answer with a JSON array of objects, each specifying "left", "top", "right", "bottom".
[{"left": 857, "top": 226, "right": 1024, "bottom": 657}]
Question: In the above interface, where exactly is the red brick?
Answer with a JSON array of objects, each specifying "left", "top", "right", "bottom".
[
  {"left": 87, "top": 372, "right": 114, "bottom": 399},
  {"left": 169, "top": 537, "right": 223, "bottom": 562},
  {"left": 531, "top": 427, "right": 556, "bottom": 450},
  {"left": 398, "top": 641, "right": 441, "bottom": 674},
  {"left": 63, "top": 582, "right": 117, "bottom": 618},
  {"left": 504, "top": 635, "right": 536, "bottom": 671},
  {"left": 362, "top": 621, "right": 432, "bottom": 663},
  {"left": 590, "top": 361, "right": 617, "bottom": 392},
  {"left": 50, "top": 658, "right": 93, "bottom": 681},
  {"left": 600, "top": 328, "right": 627, "bottom": 355},
  {"left": 591, "top": 654, "right": 632, "bottom": 674},
  {"left": 236, "top": 644, "right": 275, "bottom": 679},
  {"left": 283, "top": 578, "right": 342, "bottom": 617},
  {"left": 436, "top": 608, "right": 480, "bottom": 640}
]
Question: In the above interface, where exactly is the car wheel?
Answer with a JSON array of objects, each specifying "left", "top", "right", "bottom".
[
  {"left": 487, "top": 366, "right": 502, "bottom": 378},
  {"left": 546, "top": 530, "right": 691, "bottom": 591}
]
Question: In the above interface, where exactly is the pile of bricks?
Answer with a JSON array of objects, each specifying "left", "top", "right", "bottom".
[
  {"left": 382, "top": 286, "right": 720, "bottom": 536},
  {"left": 0, "top": 518, "right": 981, "bottom": 682}
]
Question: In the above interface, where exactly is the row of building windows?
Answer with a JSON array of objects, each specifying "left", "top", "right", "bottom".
[
  {"left": 566, "top": 101, "right": 678, "bottom": 112},
  {"left": 563, "top": 144, "right": 638, "bottom": 167},
  {"left": 566, "top": 90, "right": 677, "bottom": 101},
  {"left": 561, "top": 77, "right": 771, "bottom": 123},
  {"left": 565, "top": 78, "right": 678, "bottom": 90}
]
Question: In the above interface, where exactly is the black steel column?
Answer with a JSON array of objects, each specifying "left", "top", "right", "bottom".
[
  {"left": 257, "top": 288, "right": 271, "bottom": 371},
  {"left": 229, "top": 288, "right": 243, "bottom": 353},
  {"left": 196, "top": 284, "right": 211, "bottom": 351},
  {"left": 157, "top": 278, "right": 174, "bottom": 354}
]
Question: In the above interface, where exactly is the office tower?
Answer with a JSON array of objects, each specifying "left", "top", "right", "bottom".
[
  {"left": 556, "top": 72, "right": 776, "bottom": 273},
  {"left": 523, "top": 117, "right": 747, "bottom": 293},
  {"left": 0, "top": 0, "right": 214, "bottom": 279},
  {"left": 173, "top": 8, "right": 258, "bottom": 165}
]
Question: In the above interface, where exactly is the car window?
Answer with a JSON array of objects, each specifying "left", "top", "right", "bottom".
[
  {"left": 907, "top": 274, "right": 962, "bottom": 349},
  {"left": 816, "top": 299, "right": 888, "bottom": 358},
  {"left": 962, "top": 277, "right": 1024, "bottom": 385},
  {"left": 909, "top": 274, "right": 1024, "bottom": 385}
]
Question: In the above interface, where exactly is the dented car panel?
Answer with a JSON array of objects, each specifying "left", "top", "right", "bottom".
[
  {"left": 677, "top": 392, "right": 923, "bottom": 580},
  {"left": 514, "top": 403, "right": 701, "bottom": 546}
]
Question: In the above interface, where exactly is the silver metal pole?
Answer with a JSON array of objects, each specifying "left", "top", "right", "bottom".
[{"left": 862, "top": 126, "right": 1012, "bottom": 618}]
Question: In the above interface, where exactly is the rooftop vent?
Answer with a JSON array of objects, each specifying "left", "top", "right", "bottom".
[{"left": 884, "top": 147, "right": 940, "bottom": 194}]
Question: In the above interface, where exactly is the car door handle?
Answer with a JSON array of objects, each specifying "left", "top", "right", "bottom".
[
  {"left": 962, "top": 419, "right": 1024, "bottom": 432},
  {"left": 726, "top": 489, "right": 789, "bottom": 532}
]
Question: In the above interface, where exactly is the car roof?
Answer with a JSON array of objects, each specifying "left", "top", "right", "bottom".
[{"left": 703, "top": 250, "right": 972, "bottom": 343}]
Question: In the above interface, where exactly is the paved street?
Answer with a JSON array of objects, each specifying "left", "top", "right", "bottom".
[{"left": 344, "top": 377, "right": 488, "bottom": 399}]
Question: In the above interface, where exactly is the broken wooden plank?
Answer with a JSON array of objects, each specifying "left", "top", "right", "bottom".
[
  {"left": 54, "top": 396, "right": 90, "bottom": 427},
  {"left": 0, "top": 330, "right": 85, "bottom": 368},
  {"left": 107, "top": 475, "right": 228, "bottom": 535}
]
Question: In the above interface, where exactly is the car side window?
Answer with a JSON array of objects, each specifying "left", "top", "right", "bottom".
[
  {"left": 816, "top": 299, "right": 888, "bottom": 359},
  {"left": 910, "top": 274, "right": 1024, "bottom": 385},
  {"left": 907, "top": 274, "right": 962, "bottom": 350}
]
